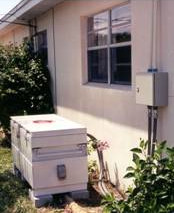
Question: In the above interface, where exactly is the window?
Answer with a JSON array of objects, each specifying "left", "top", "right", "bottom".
[
  {"left": 87, "top": 3, "right": 131, "bottom": 85},
  {"left": 23, "top": 37, "right": 29, "bottom": 43},
  {"left": 33, "top": 30, "right": 48, "bottom": 64}
]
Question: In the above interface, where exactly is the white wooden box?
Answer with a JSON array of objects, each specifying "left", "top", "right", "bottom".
[{"left": 11, "top": 114, "right": 88, "bottom": 198}]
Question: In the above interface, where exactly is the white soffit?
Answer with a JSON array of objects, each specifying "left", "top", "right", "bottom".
[{"left": 0, "top": 0, "right": 64, "bottom": 35}]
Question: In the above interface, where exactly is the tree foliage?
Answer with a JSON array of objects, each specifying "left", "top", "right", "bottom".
[{"left": 0, "top": 42, "right": 53, "bottom": 130}]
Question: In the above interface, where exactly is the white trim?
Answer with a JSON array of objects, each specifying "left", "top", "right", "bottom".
[
  {"left": 88, "top": 45, "right": 108, "bottom": 51},
  {"left": 83, "top": 82, "right": 132, "bottom": 92}
]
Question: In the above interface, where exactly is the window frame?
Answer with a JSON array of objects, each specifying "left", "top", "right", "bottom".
[{"left": 87, "top": 2, "right": 131, "bottom": 86}]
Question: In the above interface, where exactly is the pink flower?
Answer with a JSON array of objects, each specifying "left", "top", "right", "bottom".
[{"left": 97, "top": 140, "right": 109, "bottom": 151}]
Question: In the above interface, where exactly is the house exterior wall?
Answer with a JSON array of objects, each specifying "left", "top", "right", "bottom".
[
  {"left": 52, "top": 0, "right": 174, "bottom": 187},
  {"left": 0, "top": 0, "right": 173, "bottom": 188},
  {"left": 53, "top": 0, "right": 150, "bottom": 187},
  {"left": 0, "top": 26, "right": 29, "bottom": 45},
  {"left": 0, "top": 31, "right": 14, "bottom": 45}
]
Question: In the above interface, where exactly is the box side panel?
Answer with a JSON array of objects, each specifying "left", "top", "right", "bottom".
[
  {"left": 20, "top": 128, "right": 32, "bottom": 161},
  {"left": 11, "top": 144, "right": 20, "bottom": 170},
  {"left": 19, "top": 153, "right": 33, "bottom": 187},
  {"left": 32, "top": 157, "right": 88, "bottom": 189},
  {"left": 31, "top": 133, "right": 86, "bottom": 148},
  {"left": 154, "top": 73, "right": 168, "bottom": 106},
  {"left": 32, "top": 143, "right": 87, "bottom": 162}
]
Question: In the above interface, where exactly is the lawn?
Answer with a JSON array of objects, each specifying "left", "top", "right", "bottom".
[{"left": 0, "top": 147, "right": 103, "bottom": 213}]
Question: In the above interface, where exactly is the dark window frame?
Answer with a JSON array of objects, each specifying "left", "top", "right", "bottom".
[{"left": 87, "top": 2, "right": 131, "bottom": 86}]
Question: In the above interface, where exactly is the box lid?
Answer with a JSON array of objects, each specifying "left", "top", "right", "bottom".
[{"left": 11, "top": 114, "right": 86, "bottom": 137}]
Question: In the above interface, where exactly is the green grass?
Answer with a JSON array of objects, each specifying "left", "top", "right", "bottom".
[{"left": 0, "top": 147, "right": 64, "bottom": 213}]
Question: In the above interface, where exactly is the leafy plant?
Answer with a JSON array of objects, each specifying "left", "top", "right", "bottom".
[
  {"left": 102, "top": 193, "right": 119, "bottom": 213},
  {"left": 88, "top": 160, "right": 98, "bottom": 175},
  {"left": 0, "top": 42, "right": 53, "bottom": 131},
  {"left": 102, "top": 140, "right": 174, "bottom": 213},
  {"left": 87, "top": 133, "right": 98, "bottom": 155}
]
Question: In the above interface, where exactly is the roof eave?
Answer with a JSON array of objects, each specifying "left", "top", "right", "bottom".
[{"left": 0, "top": 0, "right": 64, "bottom": 36}]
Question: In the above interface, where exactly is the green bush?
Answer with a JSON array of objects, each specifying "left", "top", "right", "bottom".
[
  {"left": 88, "top": 159, "right": 98, "bottom": 175},
  {"left": 102, "top": 140, "right": 174, "bottom": 213},
  {"left": 0, "top": 42, "right": 54, "bottom": 130}
]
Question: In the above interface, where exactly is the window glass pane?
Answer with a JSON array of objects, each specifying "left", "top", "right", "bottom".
[
  {"left": 111, "top": 46, "right": 131, "bottom": 84},
  {"left": 116, "top": 46, "right": 131, "bottom": 63},
  {"left": 38, "top": 31, "right": 47, "bottom": 47},
  {"left": 88, "top": 29, "right": 108, "bottom": 47},
  {"left": 111, "top": 24, "right": 131, "bottom": 43},
  {"left": 111, "top": 65, "right": 131, "bottom": 84},
  {"left": 88, "top": 11, "right": 108, "bottom": 32},
  {"left": 111, "top": 4, "right": 131, "bottom": 27},
  {"left": 37, "top": 30, "right": 48, "bottom": 64},
  {"left": 88, "top": 49, "right": 108, "bottom": 83}
]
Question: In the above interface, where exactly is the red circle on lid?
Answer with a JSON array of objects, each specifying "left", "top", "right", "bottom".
[{"left": 33, "top": 120, "right": 53, "bottom": 124}]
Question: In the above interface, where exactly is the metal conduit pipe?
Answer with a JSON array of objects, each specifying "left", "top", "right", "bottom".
[
  {"left": 151, "top": 0, "right": 159, "bottom": 69},
  {"left": 147, "top": 0, "right": 160, "bottom": 157}
]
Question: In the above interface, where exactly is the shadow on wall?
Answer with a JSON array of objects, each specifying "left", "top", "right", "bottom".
[
  {"left": 57, "top": 85, "right": 147, "bottom": 132},
  {"left": 105, "top": 162, "right": 120, "bottom": 187}
]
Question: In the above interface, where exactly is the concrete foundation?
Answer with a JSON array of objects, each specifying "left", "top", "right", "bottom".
[
  {"left": 29, "top": 189, "right": 53, "bottom": 208},
  {"left": 70, "top": 189, "right": 89, "bottom": 200}
]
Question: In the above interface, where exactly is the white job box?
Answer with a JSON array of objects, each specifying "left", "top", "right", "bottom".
[{"left": 11, "top": 114, "right": 88, "bottom": 198}]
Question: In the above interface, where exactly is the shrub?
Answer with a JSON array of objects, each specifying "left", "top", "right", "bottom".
[
  {"left": 0, "top": 42, "right": 54, "bottom": 131},
  {"left": 102, "top": 140, "right": 174, "bottom": 213}
]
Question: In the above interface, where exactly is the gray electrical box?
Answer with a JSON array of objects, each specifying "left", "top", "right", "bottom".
[{"left": 136, "top": 72, "right": 168, "bottom": 106}]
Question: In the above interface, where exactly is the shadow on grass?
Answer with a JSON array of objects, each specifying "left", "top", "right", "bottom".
[
  {"left": 0, "top": 147, "right": 36, "bottom": 213},
  {"left": 0, "top": 170, "right": 29, "bottom": 212}
]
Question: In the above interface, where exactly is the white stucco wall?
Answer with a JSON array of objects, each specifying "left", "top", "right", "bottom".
[
  {"left": 0, "top": 31, "right": 14, "bottom": 45},
  {"left": 0, "top": 26, "right": 29, "bottom": 45}
]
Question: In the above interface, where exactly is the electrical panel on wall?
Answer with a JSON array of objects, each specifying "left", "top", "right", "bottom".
[{"left": 136, "top": 72, "right": 168, "bottom": 106}]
